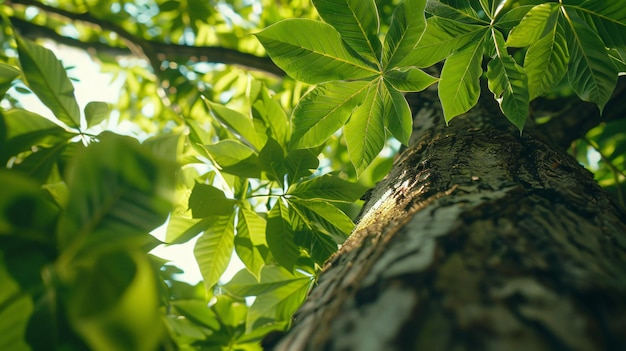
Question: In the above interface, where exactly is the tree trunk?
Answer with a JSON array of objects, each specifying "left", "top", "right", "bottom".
[{"left": 269, "top": 86, "right": 626, "bottom": 351}]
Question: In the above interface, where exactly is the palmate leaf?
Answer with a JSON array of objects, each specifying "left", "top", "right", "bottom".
[
  {"left": 15, "top": 35, "right": 81, "bottom": 129},
  {"left": 382, "top": 0, "right": 427, "bottom": 69},
  {"left": 312, "top": 0, "right": 382, "bottom": 62},
  {"left": 438, "top": 34, "right": 486, "bottom": 122},
  {"left": 562, "top": 13, "right": 618, "bottom": 112},
  {"left": 486, "top": 30, "right": 529, "bottom": 131},
  {"left": 344, "top": 80, "right": 386, "bottom": 174},
  {"left": 194, "top": 212, "right": 236, "bottom": 295},
  {"left": 255, "top": 19, "right": 378, "bottom": 84},
  {"left": 290, "top": 80, "right": 369, "bottom": 149}
]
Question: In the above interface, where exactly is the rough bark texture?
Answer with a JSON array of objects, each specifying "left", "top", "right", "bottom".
[{"left": 270, "top": 86, "right": 626, "bottom": 351}]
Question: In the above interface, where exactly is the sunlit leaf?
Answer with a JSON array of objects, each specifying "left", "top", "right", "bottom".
[
  {"left": 344, "top": 80, "right": 385, "bottom": 174},
  {"left": 506, "top": 3, "right": 558, "bottom": 48},
  {"left": 288, "top": 198, "right": 354, "bottom": 239},
  {"left": 382, "top": 82, "right": 412, "bottom": 145},
  {"left": 287, "top": 174, "right": 367, "bottom": 202},
  {"left": 383, "top": 67, "right": 438, "bottom": 92},
  {"left": 438, "top": 34, "right": 485, "bottom": 122},
  {"left": 255, "top": 19, "right": 378, "bottom": 84},
  {"left": 570, "top": 0, "right": 626, "bottom": 48},
  {"left": 15, "top": 36, "right": 81, "bottom": 129},
  {"left": 313, "top": 0, "right": 382, "bottom": 61},
  {"left": 266, "top": 199, "right": 299, "bottom": 271},
  {"left": 84, "top": 102, "right": 110, "bottom": 128},
  {"left": 236, "top": 209, "right": 267, "bottom": 278},
  {"left": 194, "top": 213, "right": 236, "bottom": 294},
  {"left": 290, "top": 80, "right": 369, "bottom": 149},
  {"left": 486, "top": 30, "right": 529, "bottom": 131},
  {"left": 205, "top": 101, "right": 266, "bottom": 150},
  {"left": 382, "top": 0, "right": 427, "bottom": 69},
  {"left": 399, "top": 16, "right": 486, "bottom": 68}
]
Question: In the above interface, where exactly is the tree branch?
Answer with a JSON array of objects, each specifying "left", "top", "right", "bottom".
[
  {"left": 533, "top": 77, "right": 626, "bottom": 148},
  {"left": 7, "top": 0, "right": 285, "bottom": 76}
]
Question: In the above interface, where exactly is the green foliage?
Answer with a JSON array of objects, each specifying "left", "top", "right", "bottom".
[
  {"left": 256, "top": 0, "right": 438, "bottom": 174},
  {"left": 0, "top": 0, "right": 624, "bottom": 350}
]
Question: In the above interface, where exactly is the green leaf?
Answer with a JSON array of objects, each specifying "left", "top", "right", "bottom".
[
  {"left": 171, "top": 300, "right": 220, "bottom": 330},
  {"left": 205, "top": 101, "right": 266, "bottom": 150},
  {"left": 290, "top": 80, "right": 369, "bottom": 149},
  {"left": 563, "top": 13, "right": 618, "bottom": 112},
  {"left": 255, "top": 19, "right": 378, "bottom": 84},
  {"left": 56, "top": 133, "right": 175, "bottom": 251},
  {"left": 2, "top": 109, "right": 74, "bottom": 162},
  {"left": 384, "top": 67, "right": 438, "bottom": 92},
  {"left": 425, "top": 0, "right": 485, "bottom": 23},
  {"left": 266, "top": 199, "right": 299, "bottom": 271},
  {"left": 571, "top": 0, "right": 626, "bottom": 48},
  {"left": 224, "top": 266, "right": 310, "bottom": 298},
  {"left": 294, "top": 227, "right": 338, "bottom": 264},
  {"left": 236, "top": 209, "right": 267, "bottom": 278},
  {"left": 494, "top": 5, "right": 535, "bottom": 31},
  {"left": 245, "top": 266, "right": 311, "bottom": 330},
  {"left": 258, "top": 138, "right": 286, "bottom": 182},
  {"left": 0, "top": 171, "right": 58, "bottom": 237},
  {"left": 0, "top": 257, "right": 33, "bottom": 351},
  {"left": 188, "top": 183, "right": 237, "bottom": 218},
  {"left": 382, "top": 81, "right": 412, "bottom": 145},
  {"left": 285, "top": 148, "right": 320, "bottom": 184},
  {"left": 399, "top": 16, "right": 487, "bottom": 68},
  {"left": 507, "top": 3, "right": 559, "bottom": 47},
  {"left": 524, "top": 20, "right": 569, "bottom": 100},
  {"left": 12, "top": 142, "right": 69, "bottom": 183},
  {"left": 382, "top": 0, "right": 427, "bottom": 69},
  {"left": 287, "top": 174, "right": 367, "bottom": 202},
  {"left": 15, "top": 35, "right": 81, "bottom": 129},
  {"left": 312, "top": 0, "right": 382, "bottom": 61},
  {"left": 344, "top": 80, "right": 386, "bottom": 174},
  {"left": 438, "top": 35, "right": 485, "bottom": 122},
  {"left": 0, "top": 63, "right": 19, "bottom": 97},
  {"left": 250, "top": 82, "right": 290, "bottom": 148},
  {"left": 288, "top": 198, "right": 354, "bottom": 239},
  {"left": 67, "top": 251, "right": 164, "bottom": 351},
  {"left": 84, "top": 101, "right": 110, "bottom": 128},
  {"left": 194, "top": 213, "right": 236, "bottom": 294},
  {"left": 486, "top": 31, "right": 529, "bottom": 131},
  {"left": 201, "top": 140, "right": 261, "bottom": 178}
]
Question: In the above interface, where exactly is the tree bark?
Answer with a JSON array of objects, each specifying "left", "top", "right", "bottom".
[{"left": 270, "top": 86, "right": 626, "bottom": 351}]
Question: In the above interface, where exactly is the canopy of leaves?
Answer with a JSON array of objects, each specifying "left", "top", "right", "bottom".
[{"left": 0, "top": 0, "right": 624, "bottom": 350}]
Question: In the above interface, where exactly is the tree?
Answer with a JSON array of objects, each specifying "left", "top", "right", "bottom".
[{"left": 0, "top": 0, "right": 624, "bottom": 350}]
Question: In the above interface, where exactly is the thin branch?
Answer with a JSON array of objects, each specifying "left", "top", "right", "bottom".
[
  {"left": 533, "top": 77, "right": 626, "bottom": 148},
  {"left": 7, "top": 0, "right": 285, "bottom": 76}
]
